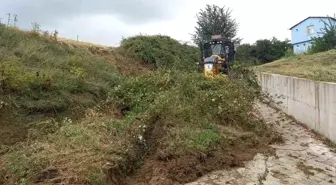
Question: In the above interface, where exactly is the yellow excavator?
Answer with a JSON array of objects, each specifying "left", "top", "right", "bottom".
[{"left": 199, "top": 35, "right": 235, "bottom": 79}]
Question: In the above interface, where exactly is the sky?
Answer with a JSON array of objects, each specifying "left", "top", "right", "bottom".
[{"left": 0, "top": 0, "right": 335, "bottom": 46}]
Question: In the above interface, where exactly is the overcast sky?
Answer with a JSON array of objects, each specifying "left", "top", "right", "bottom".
[{"left": 1, "top": 0, "right": 335, "bottom": 46}]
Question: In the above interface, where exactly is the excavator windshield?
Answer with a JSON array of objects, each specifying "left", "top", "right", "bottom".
[
  {"left": 211, "top": 44, "right": 223, "bottom": 55},
  {"left": 203, "top": 42, "right": 224, "bottom": 58}
]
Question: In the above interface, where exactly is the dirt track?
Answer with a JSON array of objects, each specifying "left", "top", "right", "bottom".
[{"left": 187, "top": 102, "right": 336, "bottom": 185}]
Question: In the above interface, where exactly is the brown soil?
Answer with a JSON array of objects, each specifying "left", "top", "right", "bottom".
[
  {"left": 0, "top": 121, "right": 27, "bottom": 146},
  {"left": 123, "top": 147, "right": 272, "bottom": 185},
  {"left": 109, "top": 116, "right": 276, "bottom": 185},
  {"left": 0, "top": 108, "right": 28, "bottom": 146}
]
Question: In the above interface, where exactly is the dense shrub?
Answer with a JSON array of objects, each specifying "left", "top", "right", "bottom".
[{"left": 118, "top": 35, "right": 201, "bottom": 71}]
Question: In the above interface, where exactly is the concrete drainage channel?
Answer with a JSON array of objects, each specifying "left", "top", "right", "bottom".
[{"left": 187, "top": 102, "right": 336, "bottom": 185}]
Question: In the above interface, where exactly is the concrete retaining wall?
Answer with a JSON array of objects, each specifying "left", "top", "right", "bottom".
[{"left": 257, "top": 72, "right": 336, "bottom": 143}]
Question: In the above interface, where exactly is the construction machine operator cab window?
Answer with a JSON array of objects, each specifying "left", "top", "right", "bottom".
[
  {"left": 211, "top": 43, "right": 224, "bottom": 56},
  {"left": 203, "top": 42, "right": 225, "bottom": 58}
]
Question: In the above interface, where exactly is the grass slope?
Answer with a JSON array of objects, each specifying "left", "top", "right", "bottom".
[
  {"left": 0, "top": 27, "right": 276, "bottom": 185},
  {"left": 0, "top": 25, "right": 120, "bottom": 116},
  {"left": 257, "top": 49, "right": 336, "bottom": 82}
]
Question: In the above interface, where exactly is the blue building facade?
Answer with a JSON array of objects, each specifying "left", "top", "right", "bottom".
[{"left": 290, "top": 16, "right": 336, "bottom": 54}]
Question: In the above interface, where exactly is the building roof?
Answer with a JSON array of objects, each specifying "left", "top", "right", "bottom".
[{"left": 289, "top": 16, "right": 336, "bottom": 30}]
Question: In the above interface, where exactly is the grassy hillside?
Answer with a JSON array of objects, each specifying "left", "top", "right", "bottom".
[
  {"left": 257, "top": 49, "right": 336, "bottom": 82},
  {"left": 0, "top": 25, "right": 120, "bottom": 117},
  {"left": 58, "top": 37, "right": 112, "bottom": 49},
  {"left": 0, "top": 26, "right": 277, "bottom": 185},
  {"left": 0, "top": 26, "right": 153, "bottom": 118}
]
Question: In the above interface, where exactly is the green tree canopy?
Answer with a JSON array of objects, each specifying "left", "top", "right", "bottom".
[
  {"left": 255, "top": 38, "right": 291, "bottom": 63},
  {"left": 192, "top": 4, "right": 240, "bottom": 47},
  {"left": 235, "top": 44, "right": 257, "bottom": 62},
  {"left": 235, "top": 37, "right": 291, "bottom": 63}
]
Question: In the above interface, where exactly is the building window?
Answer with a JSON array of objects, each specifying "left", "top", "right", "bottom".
[
  {"left": 307, "top": 25, "right": 314, "bottom": 35},
  {"left": 296, "top": 29, "right": 299, "bottom": 31},
  {"left": 297, "top": 45, "right": 299, "bottom": 47}
]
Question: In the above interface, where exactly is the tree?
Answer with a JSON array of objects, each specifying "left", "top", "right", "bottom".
[
  {"left": 253, "top": 37, "right": 291, "bottom": 63},
  {"left": 309, "top": 15, "right": 336, "bottom": 54},
  {"left": 254, "top": 39, "right": 274, "bottom": 63},
  {"left": 235, "top": 37, "right": 291, "bottom": 63},
  {"left": 192, "top": 4, "right": 241, "bottom": 47},
  {"left": 235, "top": 44, "right": 257, "bottom": 62}
]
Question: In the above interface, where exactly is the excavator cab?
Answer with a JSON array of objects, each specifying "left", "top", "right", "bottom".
[{"left": 199, "top": 35, "right": 235, "bottom": 78}]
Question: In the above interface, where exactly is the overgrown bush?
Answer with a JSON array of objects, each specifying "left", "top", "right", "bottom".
[{"left": 118, "top": 35, "right": 200, "bottom": 71}]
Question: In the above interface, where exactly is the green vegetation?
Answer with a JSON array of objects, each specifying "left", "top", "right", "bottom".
[
  {"left": 0, "top": 25, "right": 120, "bottom": 115},
  {"left": 190, "top": 4, "right": 291, "bottom": 65},
  {"left": 257, "top": 49, "right": 336, "bottom": 82},
  {"left": 309, "top": 15, "right": 336, "bottom": 54},
  {"left": 109, "top": 70, "right": 269, "bottom": 154},
  {"left": 118, "top": 35, "right": 200, "bottom": 71},
  {"left": 191, "top": 4, "right": 241, "bottom": 46},
  {"left": 1, "top": 112, "right": 141, "bottom": 185},
  {"left": 1, "top": 70, "right": 273, "bottom": 184},
  {"left": 235, "top": 37, "right": 292, "bottom": 63},
  {"left": 0, "top": 24, "right": 275, "bottom": 185}
]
